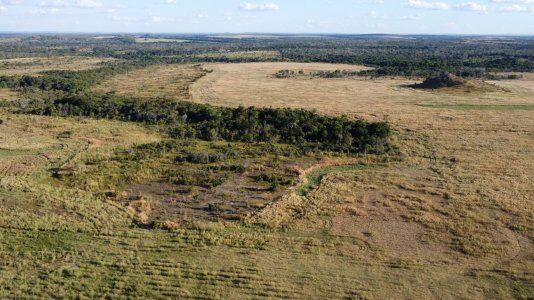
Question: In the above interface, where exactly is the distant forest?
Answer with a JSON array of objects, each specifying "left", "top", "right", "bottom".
[{"left": 0, "top": 34, "right": 533, "bottom": 77}]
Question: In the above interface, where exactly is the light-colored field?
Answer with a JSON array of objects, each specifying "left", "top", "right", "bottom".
[
  {"left": 191, "top": 50, "right": 282, "bottom": 60},
  {"left": 0, "top": 56, "right": 116, "bottom": 76},
  {"left": 192, "top": 62, "right": 534, "bottom": 295},
  {"left": 208, "top": 34, "right": 282, "bottom": 39},
  {"left": 0, "top": 89, "right": 20, "bottom": 101},
  {"left": 93, "top": 63, "right": 207, "bottom": 100},
  {"left": 134, "top": 37, "right": 189, "bottom": 43},
  {"left": 192, "top": 62, "right": 532, "bottom": 112}
]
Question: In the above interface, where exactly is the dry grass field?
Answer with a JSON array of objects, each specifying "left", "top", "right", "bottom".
[
  {"left": 93, "top": 63, "right": 207, "bottom": 100},
  {"left": 191, "top": 50, "right": 282, "bottom": 60},
  {"left": 0, "top": 110, "right": 162, "bottom": 233},
  {"left": 191, "top": 62, "right": 534, "bottom": 294},
  {"left": 0, "top": 88, "right": 19, "bottom": 101},
  {"left": 0, "top": 56, "right": 117, "bottom": 76},
  {"left": 0, "top": 60, "right": 532, "bottom": 298},
  {"left": 134, "top": 37, "right": 189, "bottom": 43}
]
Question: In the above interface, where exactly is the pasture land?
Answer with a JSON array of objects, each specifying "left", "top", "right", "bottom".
[
  {"left": 0, "top": 56, "right": 117, "bottom": 76},
  {"left": 191, "top": 62, "right": 534, "bottom": 293},
  {"left": 134, "top": 37, "right": 189, "bottom": 43},
  {"left": 93, "top": 64, "right": 207, "bottom": 100},
  {"left": 191, "top": 50, "right": 282, "bottom": 60}
]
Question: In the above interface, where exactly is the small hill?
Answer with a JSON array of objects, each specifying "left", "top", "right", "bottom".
[
  {"left": 412, "top": 72, "right": 466, "bottom": 89},
  {"left": 410, "top": 72, "right": 504, "bottom": 94}
]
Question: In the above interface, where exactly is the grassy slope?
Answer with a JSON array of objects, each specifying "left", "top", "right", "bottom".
[
  {"left": 1, "top": 227, "right": 528, "bottom": 299},
  {"left": 0, "top": 111, "right": 530, "bottom": 298}
]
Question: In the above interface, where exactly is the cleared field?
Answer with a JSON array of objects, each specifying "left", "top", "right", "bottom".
[
  {"left": 0, "top": 56, "right": 116, "bottom": 76},
  {"left": 192, "top": 62, "right": 534, "bottom": 295},
  {"left": 134, "top": 37, "right": 189, "bottom": 43},
  {"left": 192, "top": 62, "right": 533, "bottom": 112},
  {"left": 191, "top": 50, "right": 281, "bottom": 60},
  {"left": 93, "top": 63, "right": 207, "bottom": 100}
]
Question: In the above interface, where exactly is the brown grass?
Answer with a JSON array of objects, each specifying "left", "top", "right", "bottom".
[
  {"left": 193, "top": 62, "right": 534, "bottom": 274},
  {"left": 192, "top": 50, "right": 281, "bottom": 60},
  {"left": 93, "top": 63, "right": 207, "bottom": 100},
  {"left": 0, "top": 56, "right": 117, "bottom": 76},
  {"left": 1, "top": 61, "right": 532, "bottom": 298},
  {"left": 0, "top": 89, "right": 20, "bottom": 101}
]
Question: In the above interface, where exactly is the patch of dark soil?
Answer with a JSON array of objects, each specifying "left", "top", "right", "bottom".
[{"left": 123, "top": 157, "right": 315, "bottom": 225}]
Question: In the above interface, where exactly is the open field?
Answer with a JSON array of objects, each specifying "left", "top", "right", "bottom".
[
  {"left": 134, "top": 37, "right": 189, "bottom": 43},
  {"left": 190, "top": 62, "right": 534, "bottom": 294},
  {"left": 0, "top": 55, "right": 533, "bottom": 298},
  {"left": 93, "top": 64, "right": 207, "bottom": 100},
  {"left": 0, "top": 56, "right": 117, "bottom": 76},
  {"left": 191, "top": 50, "right": 282, "bottom": 60},
  {"left": 0, "top": 88, "right": 19, "bottom": 101}
]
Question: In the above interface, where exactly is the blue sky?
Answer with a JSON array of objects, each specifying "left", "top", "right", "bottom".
[{"left": 0, "top": 0, "right": 533, "bottom": 34}]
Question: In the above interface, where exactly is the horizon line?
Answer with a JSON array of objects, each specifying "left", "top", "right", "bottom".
[{"left": 1, "top": 31, "right": 534, "bottom": 37}]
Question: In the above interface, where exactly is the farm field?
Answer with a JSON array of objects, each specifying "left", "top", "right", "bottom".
[{"left": 0, "top": 34, "right": 533, "bottom": 299}]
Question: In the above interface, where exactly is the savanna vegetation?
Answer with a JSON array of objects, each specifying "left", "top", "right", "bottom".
[{"left": 0, "top": 33, "right": 532, "bottom": 299}]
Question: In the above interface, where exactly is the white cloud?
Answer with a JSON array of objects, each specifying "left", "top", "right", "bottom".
[
  {"left": 1, "top": 0, "right": 23, "bottom": 4},
  {"left": 29, "top": 7, "right": 60, "bottom": 15},
  {"left": 407, "top": 0, "right": 488, "bottom": 12},
  {"left": 76, "top": 0, "right": 101, "bottom": 8},
  {"left": 491, "top": 0, "right": 534, "bottom": 3},
  {"left": 455, "top": 2, "right": 487, "bottom": 12},
  {"left": 166, "top": 0, "right": 177, "bottom": 3},
  {"left": 239, "top": 2, "right": 279, "bottom": 11},
  {"left": 498, "top": 3, "right": 534, "bottom": 12},
  {"left": 492, "top": 0, "right": 534, "bottom": 12},
  {"left": 39, "top": 0, "right": 68, "bottom": 7},
  {"left": 0, "top": 6, "right": 6, "bottom": 14},
  {"left": 407, "top": 0, "right": 449, "bottom": 10}
]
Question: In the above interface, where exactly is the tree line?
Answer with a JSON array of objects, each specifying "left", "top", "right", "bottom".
[{"left": 23, "top": 94, "right": 392, "bottom": 154}]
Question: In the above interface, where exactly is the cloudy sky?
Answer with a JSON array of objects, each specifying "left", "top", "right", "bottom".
[{"left": 0, "top": 0, "right": 533, "bottom": 34}]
